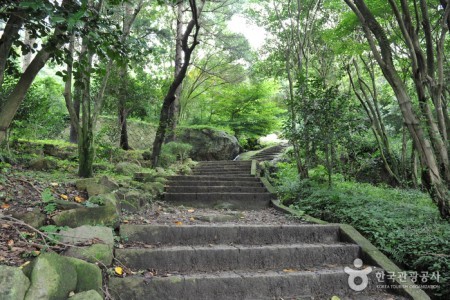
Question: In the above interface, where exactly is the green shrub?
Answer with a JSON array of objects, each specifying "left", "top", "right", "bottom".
[
  {"left": 162, "top": 142, "right": 193, "bottom": 162},
  {"left": 282, "top": 179, "right": 450, "bottom": 299}
]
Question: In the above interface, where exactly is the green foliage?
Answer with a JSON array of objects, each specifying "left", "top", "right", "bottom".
[
  {"left": 9, "top": 76, "right": 67, "bottom": 140},
  {"left": 275, "top": 163, "right": 450, "bottom": 298},
  {"left": 159, "top": 142, "right": 193, "bottom": 167},
  {"left": 41, "top": 188, "right": 57, "bottom": 213},
  {"left": 40, "top": 225, "right": 69, "bottom": 244}
]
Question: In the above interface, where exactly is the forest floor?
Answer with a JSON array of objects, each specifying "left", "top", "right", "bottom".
[
  {"left": 0, "top": 165, "right": 87, "bottom": 267},
  {"left": 0, "top": 162, "right": 305, "bottom": 268}
]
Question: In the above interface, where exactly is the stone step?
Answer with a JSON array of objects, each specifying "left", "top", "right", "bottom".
[
  {"left": 164, "top": 192, "right": 271, "bottom": 209},
  {"left": 197, "top": 161, "right": 252, "bottom": 166},
  {"left": 108, "top": 267, "right": 394, "bottom": 300},
  {"left": 120, "top": 224, "right": 341, "bottom": 245},
  {"left": 193, "top": 166, "right": 251, "bottom": 171},
  {"left": 166, "top": 186, "right": 267, "bottom": 193},
  {"left": 166, "top": 180, "right": 263, "bottom": 187},
  {"left": 168, "top": 175, "right": 259, "bottom": 181},
  {"left": 115, "top": 243, "right": 360, "bottom": 272},
  {"left": 191, "top": 170, "right": 250, "bottom": 175}
]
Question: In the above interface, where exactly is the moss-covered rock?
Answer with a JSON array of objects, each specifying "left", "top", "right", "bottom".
[
  {"left": 66, "top": 257, "right": 103, "bottom": 294},
  {"left": 61, "top": 225, "right": 115, "bottom": 265},
  {"left": 24, "top": 253, "right": 77, "bottom": 300},
  {"left": 12, "top": 208, "right": 46, "bottom": 228},
  {"left": 0, "top": 265, "right": 30, "bottom": 300},
  {"left": 70, "top": 290, "right": 103, "bottom": 300},
  {"left": 52, "top": 194, "right": 120, "bottom": 228},
  {"left": 65, "top": 244, "right": 113, "bottom": 266},
  {"left": 116, "top": 190, "right": 152, "bottom": 212},
  {"left": 115, "top": 162, "right": 141, "bottom": 176},
  {"left": 75, "top": 176, "right": 119, "bottom": 197},
  {"left": 28, "top": 157, "right": 58, "bottom": 171}
]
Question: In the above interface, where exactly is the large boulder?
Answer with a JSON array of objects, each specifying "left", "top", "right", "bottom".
[
  {"left": 178, "top": 128, "right": 240, "bottom": 161},
  {"left": 0, "top": 265, "right": 30, "bottom": 299},
  {"left": 24, "top": 253, "right": 77, "bottom": 300}
]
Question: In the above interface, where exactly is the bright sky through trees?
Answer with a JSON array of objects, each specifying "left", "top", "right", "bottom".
[{"left": 227, "top": 14, "right": 267, "bottom": 50}]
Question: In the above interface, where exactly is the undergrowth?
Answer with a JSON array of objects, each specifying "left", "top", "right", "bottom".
[{"left": 275, "top": 162, "right": 450, "bottom": 299}]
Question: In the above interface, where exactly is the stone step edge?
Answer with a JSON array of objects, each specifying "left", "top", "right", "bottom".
[
  {"left": 107, "top": 266, "right": 393, "bottom": 298},
  {"left": 269, "top": 199, "right": 431, "bottom": 300}
]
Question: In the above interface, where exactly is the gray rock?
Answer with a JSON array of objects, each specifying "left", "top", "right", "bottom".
[
  {"left": 98, "top": 176, "right": 119, "bottom": 191},
  {"left": 69, "top": 290, "right": 103, "bottom": 300},
  {"left": 12, "top": 208, "right": 46, "bottom": 228},
  {"left": 24, "top": 253, "right": 77, "bottom": 300},
  {"left": 178, "top": 128, "right": 240, "bottom": 161},
  {"left": 61, "top": 225, "right": 115, "bottom": 266},
  {"left": 0, "top": 265, "right": 30, "bottom": 300},
  {"left": 60, "top": 225, "right": 114, "bottom": 246}
]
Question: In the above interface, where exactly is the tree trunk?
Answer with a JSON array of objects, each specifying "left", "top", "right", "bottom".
[
  {"left": 0, "top": 1, "right": 70, "bottom": 144},
  {"left": 77, "top": 40, "right": 94, "bottom": 178},
  {"left": 119, "top": 105, "right": 130, "bottom": 150},
  {"left": 166, "top": 1, "right": 185, "bottom": 143},
  {"left": 151, "top": 0, "right": 205, "bottom": 167},
  {"left": 0, "top": 11, "right": 24, "bottom": 88},
  {"left": 345, "top": 0, "right": 450, "bottom": 218}
]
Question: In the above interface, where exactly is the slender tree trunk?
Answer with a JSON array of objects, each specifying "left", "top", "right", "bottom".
[
  {"left": 151, "top": 0, "right": 205, "bottom": 167},
  {"left": 78, "top": 41, "right": 95, "bottom": 178},
  {"left": 166, "top": 1, "right": 185, "bottom": 142}
]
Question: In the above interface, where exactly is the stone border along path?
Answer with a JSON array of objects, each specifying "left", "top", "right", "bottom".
[{"left": 109, "top": 152, "right": 428, "bottom": 299}]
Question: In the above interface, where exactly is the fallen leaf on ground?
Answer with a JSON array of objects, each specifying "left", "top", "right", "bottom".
[
  {"left": 175, "top": 221, "right": 183, "bottom": 226},
  {"left": 50, "top": 183, "right": 59, "bottom": 187},
  {"left": 74, "top": 196, "right": 85, "bottom": 203},
  {"left": 7, "top": 240, "right": 14, "bottom": 247},
  {"left": 331, "top": 297, "right": 341, "bottom": 300},
  {"left": 187, "top": 209, "right": 195, "bottom": 213},
  {"left": 283, "top": 268, "right": 297, "bottom": 273},
  {"left": 122, "top": 220, "right": 129, "bottom": 224},
  {"left": 60, "top": 194, "right": 68, "bottom": 200},
  {"left": 19, "top": 261, "right": 30, "bottom": 269},
  {"left": 1, "top": 203, "right": 10, "bottom": 209},
  {"left": 189, "top": 217, "right": 195, "bottom": 221},
  {"left": 115, "top": 266, "right": 123, "bottom": 276}
]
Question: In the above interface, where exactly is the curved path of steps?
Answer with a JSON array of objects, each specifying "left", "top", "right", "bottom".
[{"left": 109, "top": 158, "right": 426, "bottom": 299}]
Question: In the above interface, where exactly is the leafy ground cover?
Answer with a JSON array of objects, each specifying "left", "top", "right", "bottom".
[{"left": 274, "top": 163, "right": 450, "bottom": 299}]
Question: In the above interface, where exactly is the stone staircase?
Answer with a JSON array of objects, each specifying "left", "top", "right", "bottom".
[
  {"left": 108, "top": 160, "right": 415, "bottom": 299},
  {"left": 250, "top": 144, "right": 288, "bottom": 162},
  {"left": 164, "top": 160, "right": 272, "bottom": 210},
  {"left": 109, "top": 223, "right": 407, "bottom": 299}
]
